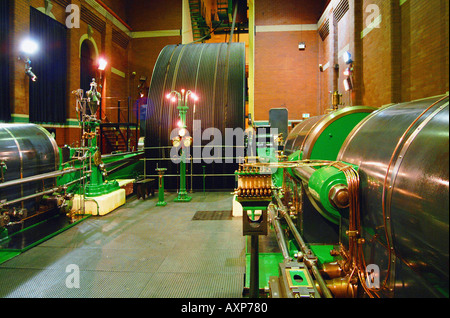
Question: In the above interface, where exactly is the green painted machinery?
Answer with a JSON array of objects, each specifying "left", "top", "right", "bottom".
[
  {"left": 240, "top": 105, "right": 377, "bottom": 297},
  {"left": 250, "top": 95, "right": 449, "bottom": 298}
]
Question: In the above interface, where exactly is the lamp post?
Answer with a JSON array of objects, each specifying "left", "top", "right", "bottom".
[{"left": 167, "top": 89, "right": 198, "bottom": 202}]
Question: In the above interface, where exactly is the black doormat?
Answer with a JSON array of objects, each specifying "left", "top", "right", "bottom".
[{"left": 192, "top": 210, "right": 233, "bottom": 221}]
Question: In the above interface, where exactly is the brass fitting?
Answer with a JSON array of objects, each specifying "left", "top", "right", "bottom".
[{"left": 329, "top": 184, "right": 350, "bottom": 209}]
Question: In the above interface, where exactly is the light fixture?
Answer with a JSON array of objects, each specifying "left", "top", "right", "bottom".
[
  {"left": 343, "top": 77, "right": 353, "bottom": 91},
  {"left": 25, "top": 58, "right": 37, "bottom": 82},
  {"left": 98, "top": 57, "right": 107, "bottom": 71},
  {"left": 166, "top": 89, "right": 197, "bottom": 203},
  {"left": 298, "top": 42, "right": 306, "bottom": 50},
  {"left": 343, "top": 51, "right": 353, "bottom": 64},
  {"left": 19, "top": 39, "right": 39, "bottom": 82},
  {"left": 179, "top": 128, "right": 187, "bottom": 137},
  {"left": 26, "top": 68, "right": 37, "bottom": 81},
  {"left": 183, "top": 136, "right": 192, "bottom": 147},
  {"left": 343, "top": 66, "right": 353, "bottom": 76},
  {"left": 20, "top": 39, "right": 38, "bottom": 56},
  {"left": 172, "top": 136, "right": 181, "bottom": 148}
]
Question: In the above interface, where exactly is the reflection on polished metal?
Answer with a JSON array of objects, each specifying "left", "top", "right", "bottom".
[
  {"left": 144, "top": 43, "right": 246, "bottom": 191},
  {"left": 0, "top": 124, "right": 59, "bottom": 214},
  {"left": 338, "top": 95, "right": 449, "bottom": 297},
  {"left": 278, "top": 94, "right": 448, "bottom": 298}
]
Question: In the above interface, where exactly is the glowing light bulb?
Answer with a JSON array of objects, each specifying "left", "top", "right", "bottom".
[
  {"left": 20, "top": 39, "right": 38, "bottom": 55},
  {"left": 98, "top": 58, "right": 107, "bottom": 71}
]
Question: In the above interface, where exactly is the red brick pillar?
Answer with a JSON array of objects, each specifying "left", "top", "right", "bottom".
[{"left": 11, "top": 0, "right": 31, "bottom": 119}]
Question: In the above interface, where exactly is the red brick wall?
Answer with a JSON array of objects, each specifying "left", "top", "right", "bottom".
[
  {"left": 100, "top": 0, "right": 128, "bottom": 24},
  {"left": 255, "top": 31, "right": 320, "bottom": 120},
  {"left": 8, "top": 0, "right": 183, "bottom": 149},
  {"left": 127, "top": 0, "right": 182, "bottom": 32},
  {"left": 127, "top": 0, "right": 182, "bottom": 97},
  {"left": 319, "top": 0, "right": 448, "bottom": 110},
  {"left": 7, "top": 0, "right": 448, "bottom": 146},
  {"left": 254, "top": 0, "right": 327, "bottom": 121},
  {"left": 400, "top": 0, "right": 449, "bottom": 102},
  {"left": 256, "top": 0, "right": 326, "bottom": 25}
]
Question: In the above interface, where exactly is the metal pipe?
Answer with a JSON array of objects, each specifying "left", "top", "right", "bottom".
[
  {"left": 0, "top": 175, "right": 88, "bottom": 208},
  {"left": 275, "top": 195, "right": 308, "bottom": 251},
  {"left": 103, "top": 154, "right": 143, "bottom": 169},
  {"left": 137, "top": 173, "right": 236, "bottom": 178},
  {"left": 249, "top": 235, "right": 259, "bottom": 298},
  {"left": 228, "top": 0, "right": 238, "bottom": 45},
  {"left": 1, "top": 186, "right": 60, "bottom": 208},
  {"left": 274, "top": 190, "right": 333, "bottom": 298},
  {"left": 102, "top": 151, "right": 144, "bottom": 160},
  {"left": 293, "top": 166, "right": 316, "bottom": 183},
  {"left": 268, "top": 204, "right": 291, "bottom": 261},
  {"left": 0, "top": 168, "right": 81, "bottom": 190}
]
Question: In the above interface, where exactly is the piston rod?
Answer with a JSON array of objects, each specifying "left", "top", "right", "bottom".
[
  {"left": 0, "top": 168, "right": 81, "bottom": 190},
  {"left": 268, "top": 203, "right": 291, "bottom": 261},
  {"left": 274, "top": 190, "right": 333, "bottom": 298}
]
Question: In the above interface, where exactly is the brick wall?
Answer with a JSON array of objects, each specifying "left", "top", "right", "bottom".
[
  {"left": 6, "top": 0, "right": 448, "bottom": 146},
  {"left": 400, "top": 0, "right": 449, "bottom": 102},
  {"left": 254, "top": 0, "right": 327, "bottom": 121},
  {"left": 7, "top": 0, "right": 183, "bottom": 148},
  {"left": 127, "top": 0, "right": 182, "bottom": 104},
  {"left": 255, "top": 0, "right": 449, "bottom": 122}
]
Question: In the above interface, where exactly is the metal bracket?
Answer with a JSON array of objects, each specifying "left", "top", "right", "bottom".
[{"left": 242, "top": 208, "right": 268, "bottom": 236}]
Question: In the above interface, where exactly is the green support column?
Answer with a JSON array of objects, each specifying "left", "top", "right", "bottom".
[{"left": 156, "top": 168, "right": 167, "bottom": 206}]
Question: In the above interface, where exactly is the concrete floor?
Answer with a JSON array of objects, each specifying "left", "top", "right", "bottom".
[{"left": 0, "top": 192, "right": 246, "bottom": 298}]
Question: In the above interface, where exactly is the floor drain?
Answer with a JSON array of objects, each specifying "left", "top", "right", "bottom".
[{"left": 192, "top": 210, "right": 232, "bottom": 221}]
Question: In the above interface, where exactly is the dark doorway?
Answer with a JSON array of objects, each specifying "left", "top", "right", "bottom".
[{"left": 80, "top": 40, "right": 96, "bottom": 94}]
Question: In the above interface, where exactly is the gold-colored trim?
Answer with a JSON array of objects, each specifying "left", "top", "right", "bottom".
[{"left": 285, "top": 268, "right": 313, "bottom": 289}]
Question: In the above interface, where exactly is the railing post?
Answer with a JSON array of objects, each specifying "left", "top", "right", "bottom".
[
  {"left": 127, "top": 97, "right": 131, "bottom": 152},
  {"left": 117, "top": 100, "right": 121, "bottom": 124}
]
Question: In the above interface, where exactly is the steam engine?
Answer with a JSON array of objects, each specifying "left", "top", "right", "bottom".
[{"left": 238, "top": 94, "right": 449, "bottom": 298}]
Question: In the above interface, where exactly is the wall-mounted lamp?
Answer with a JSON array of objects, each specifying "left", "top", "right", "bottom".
[
  {"left": 343, "top": 66, "right": 353, "bottom": 77},
  {"left": 343, "top": 77, "right": 353, "bottom": 91},
  {"left": 19, "top": 39, "right": 39, "bottom": 82},
  {"left": 98, "top": 57, "right": 107, "bottom": 71},
  {"left": 25, "top": 59, "right": 37, "bottom": 82},
  {"left": 342, "top": 51, "right": 354, "bottom": 93},
  {"left": 20, "top": 39, "right": 39, "bottom": 56},
  {"left": 343, "top": 51, "right": 353, "bottom": 64}
]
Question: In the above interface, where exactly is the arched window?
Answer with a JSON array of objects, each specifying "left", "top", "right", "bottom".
[{"left": 80, "top": 40, "right": 97, "bottom": 93}]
